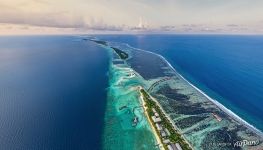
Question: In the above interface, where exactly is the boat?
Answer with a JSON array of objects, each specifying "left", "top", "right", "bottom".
[{"left": 132, "top": 117, "right": 139, "bottom": 126}]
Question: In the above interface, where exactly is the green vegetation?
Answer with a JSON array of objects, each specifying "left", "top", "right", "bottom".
[
  {"left": 111, "top": 47, "right": 129, "bottom": 60},
  {"left": 90, "top": 39, "right": 108, "bottom": 46},
  {"left": 140, "top": 89, "right": 192, "bottom": 150},
  {"left": 90, "top": 39, "right": 128, "bottom": 60}
]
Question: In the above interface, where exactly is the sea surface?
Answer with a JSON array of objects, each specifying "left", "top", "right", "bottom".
[
  {"left": 0, "top": 36, "right": 109, "bottom": 150},
  {"left": 97, "top": 34, "right": 263, "bottom": 132},
  {"left": 1, "top": 35, "right": 263, "bottom": 150},
  {"left": 90, "top": 37, "right": 263, "bottom": 149}
]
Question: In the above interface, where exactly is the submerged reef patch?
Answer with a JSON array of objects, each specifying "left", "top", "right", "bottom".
[{"left": 88, "top": 38, "right": 263, "bottom": 150}]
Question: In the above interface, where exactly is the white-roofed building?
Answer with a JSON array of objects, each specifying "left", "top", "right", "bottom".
[
  {"left": 163, "top": 139, "right": 170, "bottom": 144},
  {"left": 161, "top": 130, "right": 166, "bottom": 137},
  {"left": 165, "top": 128, "right": 171, "bottom": 136},
  {"left": 154, "top": 112, "right": 159, "bottom": 117},
  {"left": 151, "top": 116, "right": 162, "bottom": 123},
  {"left": 155, "top": 123, "right": 162, "bottom": 131},
  {"left": 175, "top": 143, "right": 183, "bottom": 150},
  {"left": 167, "top": 145, "right": 173, "bottom": 150}
]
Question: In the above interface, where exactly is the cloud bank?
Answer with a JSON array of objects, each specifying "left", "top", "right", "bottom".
[{"left": 1, "top": 0, "right": 263, "bottom": 34}]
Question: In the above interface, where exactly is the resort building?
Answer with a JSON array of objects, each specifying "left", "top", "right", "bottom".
[
  {"left": 164, "top": 128, "right": 171, "bottom": 136},
  {"left": 154, "top": 112, "right": 159, "bottom": 117},
  {"left": 167, "top": 143, "right": 183, "bottom": 150},
  {"left": 155, "top": 123, "right": 162, "bottom": 131},
  {"left": 151, "top": 116, "right": 162, "bottom": 123},
  {"left": 160, "top": 130, "right": 166, "bottom": 137},
  {"left": 167, "top": 145, "right": 173, "bottom": 150},
  {"left": 163, "top": 139, "right": 170, "bottom": 144},
  {"left": 175, "top": 143, "right": 183, "bottom": 150},
  {"left": 152, "top": 108, "right": 157, "bottom": 113}
]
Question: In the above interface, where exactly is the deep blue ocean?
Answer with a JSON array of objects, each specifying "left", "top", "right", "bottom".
[
  {"left": 1, "top": 35, "right": 263, "bottom": 150},
  {"left": 0, "top": 36, "right": 109, "bottom": 150},
  {"left": 98, "top": 34, "right": 263, "bottom": 132}
]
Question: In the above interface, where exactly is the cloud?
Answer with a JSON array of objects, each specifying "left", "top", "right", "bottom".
[
  {"left": 0, "top": 7, "right": 126, "bottom": 32},
  {"left": 0, "top": 2, "right": 125, "bottom": 32},
  {"left": 226, "top": 24, "right": 239, "bottom": 27},
  {"left": 182, "top": 24, "right": 203, "bottom": 28},
  {"left": 1, "top": 0, "right": 263, "bottom": 34},
  {"left": 159, "top": 26, "right": 176, "bottom": 31},
  {"left": 0, "top": 7, "right": 86, "bottom": 28},
  {"left": 81, "top": 24, "right": 124, "bottom": 31}
]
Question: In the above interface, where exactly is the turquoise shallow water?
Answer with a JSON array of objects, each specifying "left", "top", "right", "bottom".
[
  {"left": 96, "top": 35, "right": 263, "bottom": 132},
  {"left": 89, "top": 37, "right": 263, "bottom": 150},
  {"left": 101, "top": 49, "right": 158, "bottom": 150}
]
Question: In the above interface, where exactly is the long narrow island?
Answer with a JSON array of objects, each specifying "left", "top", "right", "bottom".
[
  {"left": 140, "top": 88, "right": 192, "bottom": 150},
  {"left": 88, "top": 37, "right": 263, "bottom": 150}
]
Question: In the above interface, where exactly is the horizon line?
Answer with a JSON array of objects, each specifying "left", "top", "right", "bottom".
[{"left": 1, "top": 32, "right": 263, "bottom": 36}]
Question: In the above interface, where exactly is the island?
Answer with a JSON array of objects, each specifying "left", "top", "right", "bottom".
[
  {"left": 88, "top": 37, "right": 263, "bottom": 150},
  {"left": 111, "top": 47, "right": 129, "bottom": 60},
  {"left": 89, "top": 39, "right": 108, "bottom": 46},
  {"left": 140, "top": 88, "right": 192, "bottom": 150}
]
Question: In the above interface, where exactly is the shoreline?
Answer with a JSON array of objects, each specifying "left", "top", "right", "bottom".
[
  {"left": 146, "top": 89, "right": 194, "bottom": 149},
  {"left": 138, "top": 87, "right": 165, "bottom": 150},
  {"left": 127, "top": 44, "right": 263, "bottom": 137},
  {"left": 163, "top": 55, "right": 263, "bottom": 137},
  {"left": 139, "top": 87, "right": 193, "bottom": 150},
  {"left": 104, "top": 64, "right": 161, "bottom": 149},
  {"left": 91, "top": 39, "right": 166, "bottom": 149},
  {"left": 90, "top": 38, "right": 263, "bottom": 149}
]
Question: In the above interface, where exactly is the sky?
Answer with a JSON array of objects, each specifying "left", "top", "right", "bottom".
[{"left": 0, "top": 0, "right": 263, "bottom": 34}]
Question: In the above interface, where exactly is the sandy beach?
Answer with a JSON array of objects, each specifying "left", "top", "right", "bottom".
[
  {"left": 148, "top": 93, "right": 194, "bottom": 149},
  {"left": 138, "top": 86, "right": 165, "bottom": 150}
]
